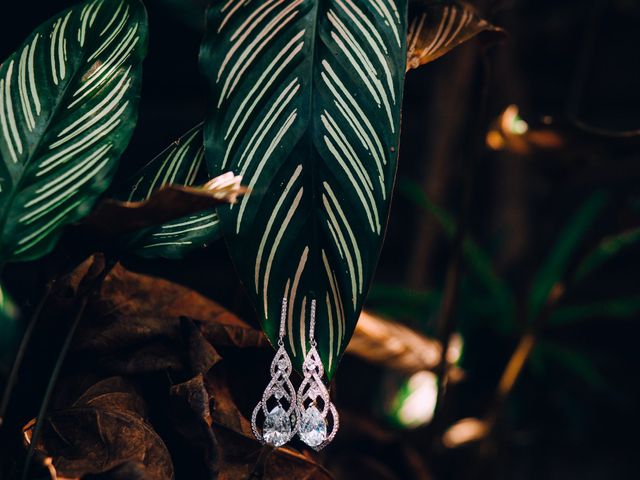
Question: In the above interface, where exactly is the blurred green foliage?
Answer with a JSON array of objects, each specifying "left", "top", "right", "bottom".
[{"left": 369, "top": 179, "right": 640, "bottom": 402}]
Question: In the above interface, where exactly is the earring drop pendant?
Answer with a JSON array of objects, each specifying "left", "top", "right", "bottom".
[
  {"left": 297, "top": 300, "right": 339, "bottom": 450},
  {"left": 251, "top": 299, "right": 298, "bottom": 446}
]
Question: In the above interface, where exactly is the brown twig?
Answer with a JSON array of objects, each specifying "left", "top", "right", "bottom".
[
  {"left": 0, "top": 279, "right": 54, "bottom": 428},
  {"left": 469, "top": 283, "right": 566, "bottom": 478}
]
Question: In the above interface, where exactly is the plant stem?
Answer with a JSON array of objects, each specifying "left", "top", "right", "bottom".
[
  {"left": 0, "top": 280, "right": 54, "bottom": 428},
  {"left": 431, "top": 50, "right": 492, "bottom": 430},
  {"left": 470, "top": 286, "right": 566, "bottom": 479},
  {"left": 22, "top": 258, "right": 115, "bottom": 480},
  {"left": 21, "top": 295, "right": 89, "bottom": 480}
]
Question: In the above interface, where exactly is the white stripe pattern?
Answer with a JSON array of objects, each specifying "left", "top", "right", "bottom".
[
  {"left": 121, "top": 123, "right": 219, "bottom": 256},
  {"left": 406, "top": 5, "right": 476, "bottom": 66},
  {"left": 205, "top": 0, "right": 406, "bottom": 374},
  {"left": 0, "top": 0, "right": 145, "bottom": 260}
]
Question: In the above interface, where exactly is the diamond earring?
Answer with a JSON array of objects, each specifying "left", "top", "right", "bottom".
[
  {"left": 251, "top": 298, "right": 298, "bottom": 447},
  {"left": 296, "top": 299, "right": 339, "bottom": 450}
]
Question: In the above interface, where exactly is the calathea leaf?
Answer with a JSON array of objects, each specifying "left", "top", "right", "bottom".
[
  {"left": 201, "top": 0, "right": 408, "bottom": 377},
  {"left": 0, "top": 0, "right": 148, "bottom": 263},
  {"left": 109, "top": 124, "right": 223, "bottom": 258},
  {"left": 406, "top": 0, "right": 503, "bottom": 71}
]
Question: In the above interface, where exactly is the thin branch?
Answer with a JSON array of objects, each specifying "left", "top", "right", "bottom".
[{"left": 0, "top": 280, "right": 54, "bottom": 428}]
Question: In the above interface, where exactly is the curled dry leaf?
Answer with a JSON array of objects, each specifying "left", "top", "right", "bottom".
[
  {"left": 83, "top": 172, "right": 245, "bottom": 237},
  {"left": 206, "top": 367, "right": 255, "bottom": 439},
  {"left": 212, "top": 426, "right": 335, "bottom": 480},
  {"left": 54, "top": 260, "right": 267, "bottom": 374},
  {"left": 347, "top": 311, "right": 442, "bottom": 373},
  {"left": 407, "top": 0, "right": 505, "bottom": 71},
  {"left": 23, "top": 377, "right": 174, "bottom": 480},
  {"left": 442, "top": 417, "right": 489, "bottom": 448},
  {"left": 181, "top": 317, "right": 223, "bottom": 376}
]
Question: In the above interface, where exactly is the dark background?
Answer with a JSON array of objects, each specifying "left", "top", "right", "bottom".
[{"left": 1, "top": 0, "right": 640, "bottom": 479}]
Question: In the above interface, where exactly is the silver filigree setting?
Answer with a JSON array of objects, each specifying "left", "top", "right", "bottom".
[
  {"left": 297, "top": 299, "right": 339, "bottom": 450},
  {"left": 251, "top": 299, "right": 298, "bottom": 446}
]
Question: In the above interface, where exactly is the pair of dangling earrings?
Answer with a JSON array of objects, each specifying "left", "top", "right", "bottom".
[{"left": 251, "top": 298, "right": 339, "bottom": 450}]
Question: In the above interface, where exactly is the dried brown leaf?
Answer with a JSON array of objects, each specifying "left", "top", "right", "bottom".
[
  {"left": 47, "top": 259, "right": 267, "bottom": 377},
  {"left": 206, "top": 367, "right": 254, "bottom": 439},
  {"left": 23, "top": 378, "right": 173, "bottom": 480},
  {"left": 83, "top": 462, "right": 154, "bottom": 480},
  {"left": 347, "top": 311, "right": 442, "bottom": 373},
  {"left": 169, "top": 374, "right": 218, "bottom": 478},
  {"left": 181, "top": 317, "right": 223, "bottom": 376},
  {"left": 213, "top": 427, "right": 335, "bottom": 480},
  {"left": 73, "top": 377, "right": 148, "bottom": 419},
  {"left": 84, "top": 172, "right": 245, "bottom": 236},
  {"left": 406, "top": 0, "right": 505, "bottom": 71}
]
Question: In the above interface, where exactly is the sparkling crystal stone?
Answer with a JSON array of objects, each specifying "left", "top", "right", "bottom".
[
  {"left": 299, "top": 406, "right": 326, "bottom": 447},
  {"left": 307, "top": 385, "right": 320, "bottom": 399},
  {"left": 263, "top": 405, "right": 292, "bottom": 447},
  {"left": 277, "top": 358, "right": 288, "bottom": 370}
]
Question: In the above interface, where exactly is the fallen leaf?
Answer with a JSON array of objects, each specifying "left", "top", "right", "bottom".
[
  {"left": 23, "top": 377, "right": 174, "bottom": 480},
  {"left": 181, "top": 317, "right": 223, "bottom": 376},
  {"left": 82, "top": 462, "right": 154, "bottom": 480},
  {"left": 206, "top": 366, "right": 254, "bottom": 439},
  {"left": 347, "top": 311, "right": 442, "bottom": 373},
  {"left": 58, "top": 262, "right": 266, "bottom": 373},
  {"left": 169, "top": 374, "right": 218, "bottom": 478},
  {"left": 83, "top": 173, "right": 245, "bottom": 237},
  {"left": 213, "top": 427, "right": 335, "bottom": 480}
]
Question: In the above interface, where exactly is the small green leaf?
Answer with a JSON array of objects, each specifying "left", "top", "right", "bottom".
[
  {"left": 573, "top": 228, "right": 640, "bottom": 284},
  {"left": 0, "top": 0, "right": 148, "bottom": 263},
  {"left": 118, "top": 125, "right": 222, "bottom": 259},
  {"left": 0, "top": 283, "right": 20, "bottom": 372},
  {"left": 535, "top": 341, "right": 606, "bottom": 390},
  {"left": 549, "top": 296, "right": 640, "bottom": 327},
  {"left": 399, "top": 178, "right": 515, "bottom": 330},
  {"left": 528, "top": 192, "right": 607, "bottom": 321}
]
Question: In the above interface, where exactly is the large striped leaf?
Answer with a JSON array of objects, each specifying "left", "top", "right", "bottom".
[
  {"left": 119, "top": 124, "right": 222, "bottom": 259},
  {"left": 0, "top": 0, "right": 148, "bottom": 263},
  {"left": 201, "top": 0, "right": 408, "bottom": 378}
]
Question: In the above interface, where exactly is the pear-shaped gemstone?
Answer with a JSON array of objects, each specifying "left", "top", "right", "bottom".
[
  {"left": 263, "top": 405, "right": 291, "bottom": 447},
  {"left": 299, "top": 406, "right": 327, "bottom": 447}
]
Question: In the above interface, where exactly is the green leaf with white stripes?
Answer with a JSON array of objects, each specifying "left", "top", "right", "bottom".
[
  {"left": 120, "top": 124, "right": 222, "bottom": 259},
  {"left": 0, "top": 0, "right": 148, "bottom": 263},
  {"left": 201, "top": 0, "right": 408, "bottom": 378}
]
